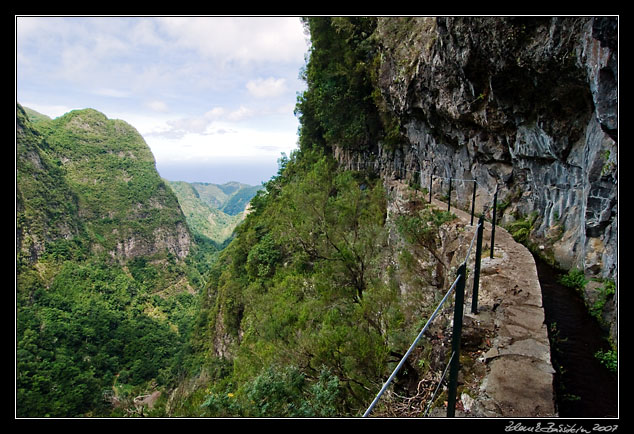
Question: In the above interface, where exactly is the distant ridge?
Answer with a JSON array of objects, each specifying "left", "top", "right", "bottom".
[{"left": 166, "top": 180, "right": 263, "bottom": 246}]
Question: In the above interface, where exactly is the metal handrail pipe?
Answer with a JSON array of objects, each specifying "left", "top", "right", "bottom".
[{"left": 362, "top": 274, "right": 462, "bottom": 417}]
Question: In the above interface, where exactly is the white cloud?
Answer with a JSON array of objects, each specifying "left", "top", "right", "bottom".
[
  {"left": 246, "top": 77, "right": 287, "bottom": 98},
  {"left": 166, "top": 117, "right": 210, "bottom": 136},
  {"left": 143, "top": 105, "right": 260, "bottom": 139},
  {"left": 16, "top": 16, "right": 308, "bottom": 184},
  {"left": 225, "top": 106, "right": 255, "bottom": 122},
  {"left": 94, "top": 88, "right": 130, "bottom": 98},
  {"left": 17, "top": 16, "right": 308, "bottom": 107},
  {"left": 205, "top": 107, "right": 225, "bottom": 118},
  {"left": 146, "top": 100, "right": 169, "bottom": 113},
  {"left": 148, "top": 125, "right": 297, "bottom": 163},
  {"left": 156, "top": 17, "right": 307, "bottom": 65},
  {"left": 129, "top": 18, "right": 164, "bottom": 47}
]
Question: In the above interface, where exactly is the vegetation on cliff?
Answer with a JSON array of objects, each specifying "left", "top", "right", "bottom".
[
  {"left": 167, "top": 17, "right": 455, "bottom": 417},
  {"left": 295, "top": 17, "right": 402, "bottom": 154},
  {"left": 16, "top": 104, "right": 212, "bottom": 417},
  {"left": 184, "top": 150, "right": 387, "bottom": 414},
  {"left": 18, "top": 16, "right": 616, "bottom": 418}
]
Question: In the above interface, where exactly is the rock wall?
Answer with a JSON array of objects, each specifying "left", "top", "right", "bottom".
[{"left": 340, "top": 17, "right": 617, "bottom": 283}]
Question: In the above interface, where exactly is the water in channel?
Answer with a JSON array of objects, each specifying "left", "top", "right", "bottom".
[{"left": 534, "top": 255, "right": 617, "bottom": 418}]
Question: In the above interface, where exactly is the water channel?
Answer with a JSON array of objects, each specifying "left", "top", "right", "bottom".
[{"left": 533, "top": 255, "right": 618, "bottom": 418}]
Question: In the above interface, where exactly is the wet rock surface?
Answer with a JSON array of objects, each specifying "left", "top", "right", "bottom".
[{"left": 377, "top": 16, "right": 616, "bottom": 281}]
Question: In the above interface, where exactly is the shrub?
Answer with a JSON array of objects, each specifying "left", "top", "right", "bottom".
[
  {"left": 595, "top": 349, "right": 617, "bottom": 373},
  {"left": 559, "top": 268, "right": 588, "bottom": 290}
]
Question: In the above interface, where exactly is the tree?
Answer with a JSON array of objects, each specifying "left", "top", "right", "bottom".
[
  {"left": 295, "top": 17, "right": 381, "bottom": 152},
  {"left": 268, "top": 153, "right": 386, "bottom": 301}
]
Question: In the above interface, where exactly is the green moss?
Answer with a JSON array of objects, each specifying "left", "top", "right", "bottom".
[
  {"left": 589, "top": 279, "right": 616, "bottom": 322},
  {"left": 506, "top": 212, "right": 538, "bottom": 245}
]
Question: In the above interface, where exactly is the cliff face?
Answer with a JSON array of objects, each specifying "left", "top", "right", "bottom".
[
  {"left": 17, "top": 105, "right": 192, "bottom": 263},
  {"left": 16, "top": 105, "right": 83, "bottom": 262},
  {"left": 339, "top": 17, "right": 617, "bottom": 281}
]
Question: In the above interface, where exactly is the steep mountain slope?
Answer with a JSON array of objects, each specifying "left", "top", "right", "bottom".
[
  {"left": 217, "top": 183, "right": 262, "bottom": 216},
  {"left": 302, "top": 16, "right": 617, "bottom": 337},
  {"left": 16, "top": 17, "right": 617, "bottom": 418},
  {"left": 27, "top": 107, "right": 192, "bottom": 261},
  {"left": 183, "top": 181, "right": 262, "bottom": 216},
  {"left": 370, "top": 17, "right": 618, "bottom": 341},
  {"left": 17, "top": 105, "right": 84, "bottom": 264},
  {"left": 369, "top": 17, "right": 617, "bottom": 282},
  {"left": 16, "top": 104, "right": 207, "bottom": 417}
]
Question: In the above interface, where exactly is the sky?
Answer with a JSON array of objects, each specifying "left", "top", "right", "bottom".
[{"left": 16, "top": 16, "right": 310, "bottom": 185}]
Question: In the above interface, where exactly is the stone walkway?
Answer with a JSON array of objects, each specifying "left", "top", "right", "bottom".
[{"left": 430, "top": 198, "right": 557, "bottom": 417}]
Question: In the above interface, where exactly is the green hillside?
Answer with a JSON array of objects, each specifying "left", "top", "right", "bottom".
[
  {"left": 183, "top": 181, "right": 262, "bottom": 216},
  {"left": 166, "top": 180, "right": 251, "bottom": 246},
  {"left": 23, "top": 106, "right": 51, "bottom": 123},
  {"left": 219, "top": 184, "right": 262, "bottom": 215},
  {"left": 41, "top": 109, "right": 190, "bottom": 259},
  {"left": 16, "top": 104, "right": 214, "bottom": 417},
  {"left": 164, "top": 18, "right": 452, "bottom": 417},
  {"left": 15, "top": 18, "right": 426, "bottom": 418},
  {"left": 16, "top": 16, "right": 619, "bottom": 419}
]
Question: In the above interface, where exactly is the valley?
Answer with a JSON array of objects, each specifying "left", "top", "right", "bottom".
[{"left": 165, "top": 180, "right": 262, "bottom": 248}]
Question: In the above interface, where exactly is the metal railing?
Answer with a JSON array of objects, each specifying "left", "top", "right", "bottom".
[
  {"left": 362, "top": 271, "right": 464, "bottom": 417},
  {"left": 346, "top": 160, "right": 499, "bottom": 256},
  {"left": 362, "top": 172, "right": 496, "bottom": 418},
  {"left": 432, "top": 174, "right": 499, "bottom": 260}
]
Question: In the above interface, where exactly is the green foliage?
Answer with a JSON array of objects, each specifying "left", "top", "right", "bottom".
[
  {"left": 246, "top": 233, "right": 282, "bottom": 279},
  {"left": 16, "top": 258, "right": 197, "bottom": 417},
  {"left": 191, "top": 150, "right": 404, "bottom": 415},
  {"left": 396, "top": 207, "right": 455, "bottom": 249},
  {"left": 16, "top": 105, "right": 206, "bottom": 417},
  {"left": 506, "top": 212, "right": 538, "bottom": 244},
  {"left": 594, "top": 348, "right": 617, "bottom": 373},
  {"left": 199, "top": 365, "right": 340, "bottom": 417},
  {"left": 589, "top": 279, "right": 616, "bottom": 322},
  {"left": 559, "top": 268, "right": 588, "bottom": 290},
  {"left": 295, "top": 17, "right": 399, "bottom": 153},
  {"left": 16, "top": 105, "right": 85, "bottom": 267},
  {"left": 188, "top": 19, "right": 446, "bottom": 416},
  {"left": 241, "top": 365, "right": 340, "bottom": 417}
]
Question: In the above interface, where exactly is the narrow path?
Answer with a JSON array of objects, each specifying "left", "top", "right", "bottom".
[{"left": 430, "top": 198, "right": 557, "bottom": 417}]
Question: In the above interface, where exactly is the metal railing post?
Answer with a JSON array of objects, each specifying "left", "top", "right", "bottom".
[
  {"left": 470, "top": 179, "right": 477, "bottom": 226},
  {"left": 447, "top": 177, "right": 452, "bottom": 212},
  {"left": 471, "top": 214, "right": 484, "bottom": 314},
  {"left": 447, "top": 262, "right": 466, "bottom": 417},
  {"left": 362, "top": 275, "right": 461, "bottom": 417},
  {"left": 490, "top": 187, "right": 498, "bottom": 259}
]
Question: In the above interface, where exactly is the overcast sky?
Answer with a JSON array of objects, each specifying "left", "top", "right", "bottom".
[{"left": 16, "top": 16, "right": 310, "bottom": 185}]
